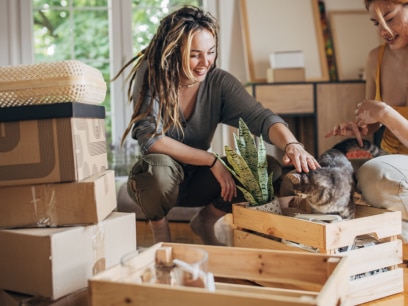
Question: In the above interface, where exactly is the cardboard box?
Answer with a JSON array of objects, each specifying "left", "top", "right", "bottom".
[
  {"left": 0, "top": 170, "right": 117, "bottom": 228},
  {"left": 0, "top": 212, "right": 137, "bottom": 300},
  {"left": 267, "top": 67, "right": 305, "bottom": 82},
  {"left": 233, "top": 204, "right": 403, "bottom": 305},
  {"left": 0, "top": 117, "right": 108, "bottom": 186},
  {"left": 0, "top": 288, "right": 89, "bottom": 306},
  {"left": 89, "top": 242, "right": 350, "bottom": 306},
  {"left": 269, "top": 50, "right": 304, "bottom": 69}
]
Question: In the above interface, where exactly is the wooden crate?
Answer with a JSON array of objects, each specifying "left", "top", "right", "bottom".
[
  {"left": 89, "top": 242, "right": 350, "bottom": 306},
  {"left": 233, "top": 204, "right": 404, "bottom": 305},
  {"left": 403, "top": 243, "right": 408, "bottom": 262}
]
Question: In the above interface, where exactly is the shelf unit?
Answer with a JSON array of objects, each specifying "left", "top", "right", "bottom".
[{"left": 246, "top": 80, "right": 366, "bottom": 156}]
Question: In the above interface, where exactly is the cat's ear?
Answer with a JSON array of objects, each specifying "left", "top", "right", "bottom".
[{"left": 287, "top": 173, "right": 301, "bottom": 185}]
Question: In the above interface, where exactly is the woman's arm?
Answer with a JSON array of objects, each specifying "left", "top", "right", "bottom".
[
  {"left": 148, "top": 136, "right": 215, "bottom": 166},
  {"left": 356, "top": 100, "right": 408, "bottom": 148},
  {"left": 148, "top": 136, "right": 237, "bottom": 201},
  {"left": 267, "top": 122, "right": 319, "bottom": 173}
]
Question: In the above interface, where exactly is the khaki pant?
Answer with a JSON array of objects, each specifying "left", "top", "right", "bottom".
[
  {"left": 357, "top": 154, "right": 408, "bottom": 241},
  {"left": 127, "top": 153, "right": 282, "bottom": 221}
]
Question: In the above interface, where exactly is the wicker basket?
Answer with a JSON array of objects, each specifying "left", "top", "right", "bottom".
[{"left": 0, "top": 60, "right": 107, "bottom": 107}]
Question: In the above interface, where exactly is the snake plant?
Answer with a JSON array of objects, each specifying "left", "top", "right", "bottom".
[{"left": 216, "top": 118, "right": 274, "bottom": 206}]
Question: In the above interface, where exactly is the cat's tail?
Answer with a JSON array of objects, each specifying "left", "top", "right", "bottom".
[{"left": 332, "top": 138, "right": 387, "bottom": 159}]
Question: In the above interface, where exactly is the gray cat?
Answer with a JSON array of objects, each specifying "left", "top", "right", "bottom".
[{"left": 284, "top": 149, "right": 355, "bottom": 220}]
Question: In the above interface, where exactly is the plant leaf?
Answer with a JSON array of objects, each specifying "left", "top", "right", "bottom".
[
  {"left": 237, "top": 186, "right": 258, "bottom": 205},
  {"left": 237, "top": 118, "right": 258, "bottom": 180},
  {"left": 257, "top": 135, "right": 269, "bottom": 202},
  {"left": 214, "top": 153, "right": 246, "bottom": 188},
  {"left": 233, "top": 133, "right": 244, "bottom": 156},
  {"left": 268, "top": 172, "right": 274, "bottom": 201},
  {"left": 225, "top": 145, "right": 263, "bottom": 203}
]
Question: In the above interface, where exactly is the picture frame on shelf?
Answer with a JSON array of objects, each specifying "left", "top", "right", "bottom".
[
  {"left": 239, "top": 0, "right": 329, "bottom": 83},
  {"left": 329, "top": 10, "right": 382, "bottom": 81}
]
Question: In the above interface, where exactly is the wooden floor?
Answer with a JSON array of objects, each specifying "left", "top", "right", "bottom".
[{"left": 136, "top": 221, "right": 202, "bottom": 248}]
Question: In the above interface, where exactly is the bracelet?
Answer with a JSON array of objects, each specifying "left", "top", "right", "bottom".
[
  {"left": 284, "top": 141, "right": 304, "bottom": 153},
  {"left": 208, "top": 155, "right": 218, "bottom": 168}
]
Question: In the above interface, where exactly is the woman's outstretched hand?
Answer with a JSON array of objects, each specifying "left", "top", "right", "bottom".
[
  {"left": 325, "top": 121, "right": 367, "bottom": 147},
  {"left": 282, "top": 143, "right": 319, "bottom": 173}
]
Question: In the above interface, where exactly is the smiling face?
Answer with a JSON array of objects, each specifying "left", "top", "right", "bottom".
[
  {"left": 180, "top": 28, "right": 217, "bottom": 85},
  {"left": 368, "top": 1, "right": 408, "bottom": 49}
]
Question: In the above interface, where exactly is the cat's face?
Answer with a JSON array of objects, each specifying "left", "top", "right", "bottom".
[
  {"left": 286, "top": 170, "right": 332, "bottom": 202},
  {"left": 282, "top": 147, "right": 356, "bottom": 220},
  {"left": 285, "top": 168, "right": 355, "bottom": 219}
]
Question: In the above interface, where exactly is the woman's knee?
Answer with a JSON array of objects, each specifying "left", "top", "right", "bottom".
[
  {"left": 127, "top": 154, "right": 184, "bottom": 220},
  {"left": 357, "top": 155, "right": 408, "bottom": 218}
]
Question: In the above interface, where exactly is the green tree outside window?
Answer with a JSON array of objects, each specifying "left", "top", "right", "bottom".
[{"left": 33, "top": 0, "right": 200, "bottom": 175}]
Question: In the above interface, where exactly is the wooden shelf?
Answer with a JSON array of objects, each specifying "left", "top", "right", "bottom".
[{"left": 247, "top": 80, "right": 366, "bottom": 156}]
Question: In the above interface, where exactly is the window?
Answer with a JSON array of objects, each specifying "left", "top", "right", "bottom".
[{"left": 32, "top": 0, "right": 203, "bottom": 175}]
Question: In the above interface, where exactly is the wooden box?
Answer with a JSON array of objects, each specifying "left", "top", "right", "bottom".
[
  {"left": 233, "top": 204, "right": 404, "bottom": 305},
  {"left": 89, "top": 242, "right": 350, "bottom": 306}
]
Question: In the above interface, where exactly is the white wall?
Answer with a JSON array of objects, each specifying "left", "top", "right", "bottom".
[
  {"left": 323, "top": 0, "right": 366, "bottom": 11},
  {"left": 217, "top": 0, "right": 370, "bottom": 84},
  {"left": 0, "top": 0, "right": 370, "bottom": 77}
]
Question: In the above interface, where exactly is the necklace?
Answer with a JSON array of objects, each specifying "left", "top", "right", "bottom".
[{"left": 179, "top": 81, "right": 198, "bottom": 88}]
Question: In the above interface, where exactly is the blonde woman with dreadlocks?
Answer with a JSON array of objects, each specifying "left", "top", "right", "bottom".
[{"left": 117, "top": 6, "right": 318, "bottom": 245}]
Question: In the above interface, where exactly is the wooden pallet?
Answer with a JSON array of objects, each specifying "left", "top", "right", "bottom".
[
  {"left": 232, "top": 204, "right": 403, "bottom": 305},
  {"left": 89, "top": 243, "right": 350, "bottom": 306}
]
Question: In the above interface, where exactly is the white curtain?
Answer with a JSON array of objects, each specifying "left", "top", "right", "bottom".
[{"left": 0, "top": 0, "right": 33, "bottom": 66}]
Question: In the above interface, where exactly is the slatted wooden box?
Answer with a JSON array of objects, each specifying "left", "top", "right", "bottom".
[
  {"left": 232, "top": 203, "right": 404, "bottom": 305},
  {"left": 89, "top": 242, "right": 350, "bottom": 306}
]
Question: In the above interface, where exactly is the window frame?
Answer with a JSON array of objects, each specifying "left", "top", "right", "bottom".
[{"left": 10, "top": 0, "right": 220, "bottom": 166}]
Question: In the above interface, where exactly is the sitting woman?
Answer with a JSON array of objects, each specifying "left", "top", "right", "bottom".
[
  {"left": 113, "top": 6, "right": 318, "bottom": 245},
  {"left": 326, "top": 0, "right": 408, "bottom": 241}
]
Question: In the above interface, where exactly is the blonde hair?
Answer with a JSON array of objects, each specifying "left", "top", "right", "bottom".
[
  {"left": 364, "top": 0, "right": 408, "bottom": 36},
  {"left": 115, "top": 6, "right": 219, "bottom": 146},
  {"left": 364, "top": 0, "right": 408, "bottom": 10}
]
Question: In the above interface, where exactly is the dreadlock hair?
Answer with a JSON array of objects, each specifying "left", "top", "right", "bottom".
[{"left": 115, "top": 5, "right": 219, "bottom": 147}]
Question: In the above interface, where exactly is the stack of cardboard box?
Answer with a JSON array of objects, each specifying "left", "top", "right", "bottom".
[{"left": 0, "top": 61, "right": 137, "bottom": 305}]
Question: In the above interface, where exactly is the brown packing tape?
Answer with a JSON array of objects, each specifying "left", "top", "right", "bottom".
[
  {"left": 92, "top": 223, "right": 106, "bottom": 275},
  {"left": 0, "top": 170, "right": 116, "bottom": 228},
  {"left": 31, "top": 184, "right": 60, "bottom": 227}
]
